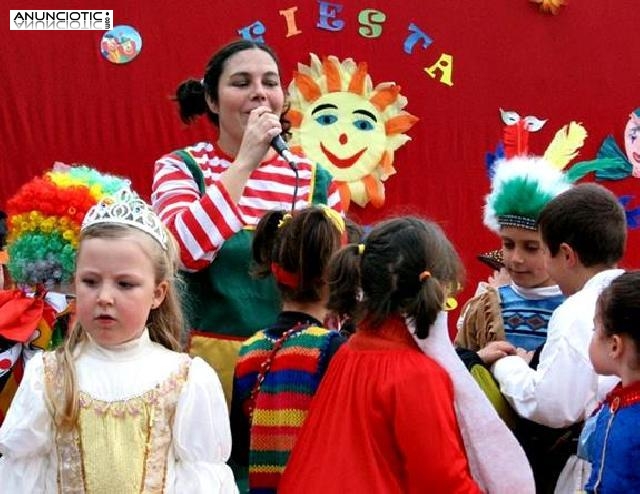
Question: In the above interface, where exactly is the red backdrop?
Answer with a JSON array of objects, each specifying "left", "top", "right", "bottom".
[{"left": 2, "top": 0, "right": 639, "bottom": 325}]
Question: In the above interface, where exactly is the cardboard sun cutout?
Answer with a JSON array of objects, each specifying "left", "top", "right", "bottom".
[{"left": 287, "top": 54, "right": 418, "bottom": 211}]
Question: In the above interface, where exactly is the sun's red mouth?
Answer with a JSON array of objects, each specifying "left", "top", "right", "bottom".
[
  {"left": 320, "top": 143, "right": 367, "bottom": 169},
  {"left": 632, "top": 152, "right": 640, "bottom": 163}
]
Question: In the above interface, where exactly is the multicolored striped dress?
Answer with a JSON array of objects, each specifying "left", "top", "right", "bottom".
[{"left": 231, "top": 312, "right": 345, "bottom": 494}]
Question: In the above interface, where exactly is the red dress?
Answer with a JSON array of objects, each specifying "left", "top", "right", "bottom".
[{"left": 279, "top": 316, "right": 481, "bottom": 494}]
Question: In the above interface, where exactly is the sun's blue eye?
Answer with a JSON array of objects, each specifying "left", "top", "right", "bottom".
[
  {"left": 353, "top": 119, "right": 374, "bottom": 131},
  {"left": 315, "top": 114, "right": 338, "bottom": 126}
]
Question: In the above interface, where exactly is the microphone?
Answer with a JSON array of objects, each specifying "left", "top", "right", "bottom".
[{"left": 271, "top": 135, "right": 298, "bottom": 170}]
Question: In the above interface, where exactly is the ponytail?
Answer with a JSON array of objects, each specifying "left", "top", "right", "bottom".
[
  {"left": 252, "top": 210, "right": 287, "bottom": 278},
  {"left": 327, "top": 244, "right": 363, "bottom": 321},
  {"left": 173, "top": 78, "right": 211, "bottom": 124},
  {"left": 412, "top": 276, "right": 446, "bottom": 339}
]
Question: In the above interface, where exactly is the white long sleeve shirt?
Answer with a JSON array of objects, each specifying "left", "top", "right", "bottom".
[{"left": 492, "top": 269, "right": 622, "bottom": 428}]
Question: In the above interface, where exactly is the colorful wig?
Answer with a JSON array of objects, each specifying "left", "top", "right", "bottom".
[{"left": 5, "top": 163, "right": 130, "bottom": 287}]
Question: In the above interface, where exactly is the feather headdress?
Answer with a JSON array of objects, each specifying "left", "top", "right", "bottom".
[{"left": 484, "top": 156, "right": 572, "bottom": 232}]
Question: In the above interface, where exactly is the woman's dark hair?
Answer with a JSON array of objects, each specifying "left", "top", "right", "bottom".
[
  {"left": 328, "top": 216, "right": 463, "bottom": 339},
  {"left": 252, "top": 207, "right": 343, "bottom": 303},
  {"left": 596, "top": 271, "right": 640, "bottom": 360},
  {"left": 174, "top": 39, "right": 289, "bottom": 134}
]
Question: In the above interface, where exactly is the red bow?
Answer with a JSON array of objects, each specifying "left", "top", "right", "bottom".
[{"left": 0, "top": 290, "right": 55, "bottom": 343}]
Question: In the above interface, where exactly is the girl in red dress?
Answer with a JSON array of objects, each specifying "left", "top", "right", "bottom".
[{"left": 280, "top": 216, "right": 481, "bottom": 494}]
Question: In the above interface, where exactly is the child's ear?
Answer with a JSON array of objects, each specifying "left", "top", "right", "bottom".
[
  {"left": 151, "top": 280, "right": 169, "bottom": 309},
  {"left": 610, "top": 334, "right": 624, "bottom": 359},
  {"left": 559, "top": 242, "right": 578, "bottom": 267}
]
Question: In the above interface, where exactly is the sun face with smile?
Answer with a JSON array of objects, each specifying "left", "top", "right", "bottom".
[{"left": 287, "top": 54, "right": 418, "bottom": 210}]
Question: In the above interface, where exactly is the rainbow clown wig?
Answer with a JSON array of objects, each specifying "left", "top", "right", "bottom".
[{"left": 5, "top": 163, "right": 130, "bottom": 287}]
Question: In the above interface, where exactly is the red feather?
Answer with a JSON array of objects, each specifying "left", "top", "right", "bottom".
[{"left": 503, "top": 120, "right": 529, "bottom": 158}]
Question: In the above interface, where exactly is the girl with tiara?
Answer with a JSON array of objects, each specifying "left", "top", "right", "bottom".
[
  {"left": 0, "top": 188, "right": 237, "bottom": 492},
  {"left": 0, "top": 163, "right": 130, "bottom": 426}
]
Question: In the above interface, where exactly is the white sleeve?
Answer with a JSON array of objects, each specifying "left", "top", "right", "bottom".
[
  {"left": 492, "top": 331, "right": 598, "bottom": 428},
  {"left": 172, "top": 357, "right": 238, "bottom": 493},
  {"left": 0, "top": 352, "right": 57, "bottom": 493},
  {"left": 416, "top": 312, "right": 535, "bottom": 494}
]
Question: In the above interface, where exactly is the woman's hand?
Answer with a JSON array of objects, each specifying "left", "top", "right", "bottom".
[
  {"left": 220, "top": 106, "right": 284, "bottom": 203},
  {"left": 234, "top": 106, "right": 283, "bottom": 172}
]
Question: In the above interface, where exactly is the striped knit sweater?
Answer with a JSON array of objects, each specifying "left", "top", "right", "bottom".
[
  {"left": 151, "top": 141, "right": 343, "bottom": 272},
  {"left": 232, "top": 313, "right": 344, "bottom": 494}
]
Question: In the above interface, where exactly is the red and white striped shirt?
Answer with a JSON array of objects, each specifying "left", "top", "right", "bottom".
[{"left": 152, "top": 142, "right": 342, "bottom": 271}]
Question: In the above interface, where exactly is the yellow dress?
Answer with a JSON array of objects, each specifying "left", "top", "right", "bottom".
[{"left": 0, "top": 330, "right": 237, "bottom": 493}]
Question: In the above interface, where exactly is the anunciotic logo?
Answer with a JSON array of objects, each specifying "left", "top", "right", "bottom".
[{"left": 10, "top": 10, "right": 113, "bottom": 30}]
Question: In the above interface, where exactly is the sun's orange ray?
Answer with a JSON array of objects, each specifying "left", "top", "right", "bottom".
[
  {"left": 293, "top": 71, "right": 322, "bottom": 103},
  {"left": 379, "top": 151, "right": 395, "bottom": 176},
  {"left": 348, "top": 62, "right": 368, "bottom": 96},
  {"left": 362, "top": 174, "right": 384, "bottom": 208},
  {"left": 322, "top": 57, "right": 342, "bottom": 93},
  {"left": 287, "top": 109, "right": 303, "bottom": 129},
  {"left": 370, "top": 85, "right": 401, "bottom": 112},
  {"left": 336, "top": 181, "right": 351, "bottom": 211},
  {"left": 385, "top": 114, "right": 419, "bottom": 135}
]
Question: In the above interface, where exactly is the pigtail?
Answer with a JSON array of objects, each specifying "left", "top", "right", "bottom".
[
  {"left": 173, "top": 78, "right": 209, "bottom": 124},
  {"left": 297, "top": 209, "right": 340, "bottom": 298},
  {"left": 327, "top": 244, "right": 363, "bottom": 321},
  {"left": 412, "top": 276, "right": 445, "bottom": 339},
  {"left": 358, "top": 217, "right": 463, "bottom": 337},
  {"left": 252, "top": 210, "right": 286, "bottom": 278}
]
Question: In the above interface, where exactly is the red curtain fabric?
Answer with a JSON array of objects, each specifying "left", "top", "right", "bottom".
[{"left": 2, "top": 0, "right": 639, "bottom": 324}]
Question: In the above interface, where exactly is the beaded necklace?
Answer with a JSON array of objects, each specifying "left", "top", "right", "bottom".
[{"left": 246, "top": 321, "right": 311, "bottom": 420}]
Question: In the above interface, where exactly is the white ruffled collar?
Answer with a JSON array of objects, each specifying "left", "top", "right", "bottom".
[{"left": 84, "top": 328, "right": 153, "bottom": 361}]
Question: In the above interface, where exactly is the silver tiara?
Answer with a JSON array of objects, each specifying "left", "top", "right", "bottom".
[{"left": 81, "top": 189, "right": 168, "bottom": 250}]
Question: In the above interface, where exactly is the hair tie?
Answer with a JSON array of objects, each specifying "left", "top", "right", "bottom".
[
  {"left": 445, "top": 297, "right": 458, "bottom": 311},
  {"left": 319, "top": 205, "right": 345, "bottom": 234},
  {"left": 271, "top": 262, "right": 299, "bottom": 289},
  {"left": 419, "top": 270, "right": 431, "bottom": 282},
  {"left": 358, "top": 243, "right": 365, "bottom": 255},
  {"left": 278, "top": 212, "right": 292, "bottom": 229}
]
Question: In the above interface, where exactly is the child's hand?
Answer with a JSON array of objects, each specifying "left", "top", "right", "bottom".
[
  {"left": 488, "top": 268, "right": 511, "bottom": 288},
  {"left": 515, "top": 347, "right": 534, "bottom": 364},
  {"left": 478, "top": 340, "right": 516, "bottom": 365}
]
